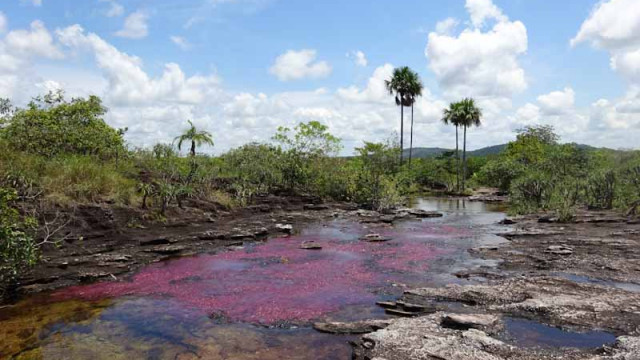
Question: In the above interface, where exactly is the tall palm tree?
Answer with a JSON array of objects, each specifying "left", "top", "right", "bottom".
[
  {"left": 407, "top": 73, "right": 423, "bottom": 168},
  {"left": 442, "top": 102, "right": 462, "bottom": 192},
  {"left": 385, "top": 66, "right": 414, "bottom": 165},
  {"left": 457, "top": 98, "right": 482, "bottom": 191},
  {"left": 174, "top": 120, "right": 214, "bottom": 157}
]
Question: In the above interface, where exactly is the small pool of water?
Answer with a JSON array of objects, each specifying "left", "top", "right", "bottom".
[
  {"left": 504, "top": 317, "right": 617, "bottom": 349},
  {"left": 0, "top": 198, "right": 509, "bottom": 359},
  {"left": 553, "top": 272, "right": 640, "bottom": 293}
]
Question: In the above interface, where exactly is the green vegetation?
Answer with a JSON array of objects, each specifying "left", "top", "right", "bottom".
[{"left": 2, "top": 85, "right": 640, "bottom": 293}]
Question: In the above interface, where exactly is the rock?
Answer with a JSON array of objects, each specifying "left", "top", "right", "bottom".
[
  {"left": 376, "top": 301, "right": 397, "bottom": 308},
  {"left": 139, "top": 237, "right": 171, "bottom": 246},
  {"left": 384, "top": 308, "right": 418, "bottom": 317},
  {"left": 406, "top": 209, "right": 443, "bottom": 218},
  {"left": 396, "top": 301, "right": 436, "bottom": 313},
  {"left": 303, "top": 204, "right": 330, "bottom": 211},
  {"left": 313, "top": 319, "right": 394, "bottom": 334},
  {"left": 538, "top": 215, "right": 557, "bottom": 223},
  {"left": 499, "top": 218, "right": 517, "bottom": 225},
  {"left": 441, "top": 314, "right": 500, "bottom": 330},
  {"left": 198, "top": 231, "right": 228, "bottom": 240},
  {"left": 253, "top": 227, "right": 269, "bottom": 237},
  {"left": 360, "top": 233, "right": 392, "bottom": 242},
  {"left": 300, "top": 241, "right": 322, "bottom": 250},
  {"left": 143, "top": 245, "right": 186, "bottom": 255},
  {"left": 544, "top": 245, "right": 573, "bottom": 255},
  {"left": 275, "top": 223, "right": 293, "bottom": 233},
  {"left": 356, "top": 209, "right": 381, "bottom": 217},
  {"left": 380, "top": 215, "right": 396, "bottom": 223}
]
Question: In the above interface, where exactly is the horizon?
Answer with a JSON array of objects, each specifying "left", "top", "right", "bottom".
[{"left": 1, "top": 0, "right": 639, "bottom": 155}]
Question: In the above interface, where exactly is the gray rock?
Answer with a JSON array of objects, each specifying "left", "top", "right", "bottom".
[
  {"left": 275, "top": 223, "right": 293, "bottom": 233},
  {"left": 313, "top": 319, "right": 394, "bottom": 334},
  {"left": 300, "top": 241, "right": 322, "bottom": 250},
  {"left": 360, "top": 233, "right": 392, "bottom": 242}
]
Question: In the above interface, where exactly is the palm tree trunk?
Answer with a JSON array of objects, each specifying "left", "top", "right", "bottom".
[
  {"left": 409, "top": 101, "right": 414, "bottom": 169},
  {"left": 462, "top": 125, "right": 467, "bottom": 192},
  {"left": 190, "top": 140, "right": 196, "bottom": 157},
  {"left": 455, "top": 124, "right": 460, "bottom": 192},
  {"left": 400, "top": 94, "right": 404, "bottom": 166}
]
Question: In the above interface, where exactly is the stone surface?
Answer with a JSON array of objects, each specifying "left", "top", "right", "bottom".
[{"left": 313, "top": 319, "right": 394, "bottom": 334}]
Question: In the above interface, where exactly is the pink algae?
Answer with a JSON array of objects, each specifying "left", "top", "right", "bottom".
[{"left": 53, "top": 223, "right": 468, "bottom": 324}]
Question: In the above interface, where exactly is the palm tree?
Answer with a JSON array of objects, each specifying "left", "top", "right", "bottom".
[
  {"left": 407, "top": 73, "right": 423, "bottom": 168},
  {"left": 174, "top": 120, "right": 214, "bottom": 157},
  {"left": 385, "top": 66, "right": 414, "bottom": 165},
  {"left": 457, "top": 98, "right": 482, "bottom": 191},
  {"left": 442, "top": 102, "right": 462, "bottom": 192}
]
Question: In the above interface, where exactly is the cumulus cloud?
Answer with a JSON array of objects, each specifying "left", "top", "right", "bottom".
[
  {"left": 465, "top": 0, "right": 507, "bottom": 28},
  {"left": 57, "top": 25, "right": 220, "bottom": 106},
  {"left": 348, "top": 50, "right": 368, "bottom": 67},
  {"left": 572, "top": 0, "right": 640, "bottom": 131},
  {"left": 537, "top": 87, "right": 575, "bottom": 115},
  {"left": 269, "top": 49, "right": 332, "bottom": 81},
  {"left": 435, "top": 17, "right": 459, "bottom": 35},
  {"left": 5, "top": 20, "right": 63, "bottom": 59},
  {"left": 170, "top": 36, "right": 191, "bottom": 51},
  {"left": 115, "top": 11, "right": 149, "bottom": 39},
  {"left": 426, "top": 0, "right": 527, "bottom": 106}
]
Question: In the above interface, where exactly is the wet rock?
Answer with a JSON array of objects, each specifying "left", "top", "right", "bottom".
[
  {"left": 303, "top": 204, "right": 330, "bottom": 211},
  {"left": 384, "top": 308, "right": 418, "bottom": 317},
  {"left": 356, "top": 209, "right": 381, "bottom": 218},
  {"left": 376, "top": 301, "right": 397, "bottom": 308},
  {"left": 406, "top": 209, "right": 443, "bottom": 218},
  {"left": 139, "top": 237, "right": 171, "bottom": 246},
  {"left": 313, "top": 319, "right": 394, "bottom": 334},
  {"left": 595, "top": 336, "right": 640, "bottom": 359},
  {"left": 143, "top": 245, "right": 186, "bottom": 255},
  {"left": 499, "top": 218, "right": 517, "bottom": 225},
  {"left": 275, "top": 223, "right": 293, "bottom": 233},
  {"left": 198, "top": 231, "right": 228, "bottom": 240},
  {"left": 441, "top": 314, "right": 500, "bottom": 331},
  {"left": 248, "top": 204, "right": 271, "bottom": 212},
  {"left": 360, "top": 233, "right": 392, "bottom": 242},
  {"left": 300, "top": 241, "right": 322, "bottom": 250},
  {"left": 545, "top": 245, "right": 573, "bottom": 255},
  {"left": 538, "top": 215, "right": 558, "bottom": 223},
  {"left": 380, "top": 215, "right": 396, "bottom": 223}
]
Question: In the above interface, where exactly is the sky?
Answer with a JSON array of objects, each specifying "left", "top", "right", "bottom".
[{"left": 1, "top": 0, "right": 639, "bottom": 155}]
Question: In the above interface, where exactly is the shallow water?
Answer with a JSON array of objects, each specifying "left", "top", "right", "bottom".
[
  {"left": 0, "top": 198, "right": 507, "bottom": 359},
  {"left": 504, "top": 317, "right": 617, "bottom": 349}
]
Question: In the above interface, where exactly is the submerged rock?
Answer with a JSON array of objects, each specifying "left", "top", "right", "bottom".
[
  {"left": 313, "top": 319, "right": 394, "bottom": 334},
  {"left": 275, "top": 223, "right": 293, "bottom": 233},
  {"left": 299, "top": 241, "right": 322, "bottom": 250},
  {"left": 360, "top": 233, "right": 392, "bottom": 242}
]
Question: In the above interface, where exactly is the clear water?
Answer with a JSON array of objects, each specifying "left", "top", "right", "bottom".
[
  {"left": 504, "top": 317, "right": 617, "bottom": 349},
  {"left": 1, "top": 198, "right": 510, "bottom": 359}
]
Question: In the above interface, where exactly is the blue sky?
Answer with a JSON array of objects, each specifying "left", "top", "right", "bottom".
[{"left": 1, "top": 0, "right": 639, "bottom": 154}]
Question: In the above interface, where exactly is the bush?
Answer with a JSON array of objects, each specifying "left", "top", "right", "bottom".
[
  {"left": 0, "top": 188, "right": 38, "bottom": 293},
  {"left": 510, "top": 172, "right": 554, "bottom": 214},
  {"left": 586, "top": 170, "right": 615, "bottom": 209}
]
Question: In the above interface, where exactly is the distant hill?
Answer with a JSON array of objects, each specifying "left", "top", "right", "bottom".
[
  {"left": 403, "top": 144, "right": 506, "bottom": 159},
  {"left": 403, "top": 143, "right": 614, "bottom": 159}
]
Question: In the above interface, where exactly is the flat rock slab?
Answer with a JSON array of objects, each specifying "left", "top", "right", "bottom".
[
  {"left": 360, "top": 233, "right": 392, "bottom": 242},
  {"left": 441, "top": 314, "right": 500, "bottom": 330},
  {"left": 313, "top": 319, "right": 394, "bottom": 334},
  {"left": 300, "top": 241, "right": 322, "bottom": 250},
  {"left": 545, "top": 245, "right": 573, "bottom": 255}
]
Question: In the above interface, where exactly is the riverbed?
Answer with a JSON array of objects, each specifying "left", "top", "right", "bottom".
[{"left": 1, "top": 199, "right": 509, "bottom": 359}]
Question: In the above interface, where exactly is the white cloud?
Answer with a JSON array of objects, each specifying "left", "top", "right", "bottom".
[
  {"left": 269, "top": 49, "right": 332, "bottom": 81},
  {"left": 348, "top": 50, "right": 368, "bottom": 67},
  {"left": 465, "top": 0, "right": 507, "bottom": 28},
  {"left": 115, "top": 11, "right": 149, "bottom": 39},
  {"left": 571, "top": 0, "right": 640, "bottom": 50},
  {"left": 426, "top": 0, "right": 527, "bottom": 104},
  {"left": 337, "top": 63, "right": 393, "bottom": 103},
  {"left": 435, "top": 17, "right": 459, "bottom": 35},
  {"left": 0, "top": 12, "right": 7, "bottom": 34},
  {"left": 170, "top": 36, "right": 191, "bottom": 51},
  {"left": 537, "top": 87, "right": 575, "bottom": 115},
  {"left": 57, "top": 24, "right": 220, "bottom": 106},
  {"left": 5, "top": 20, "right": 63, "bottom": 59},
  {"left": 104, "top": 1, "right": 124, "bottom": 17}
]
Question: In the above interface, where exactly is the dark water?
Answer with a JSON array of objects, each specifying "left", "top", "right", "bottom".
[
  {"left": 552, "top": 272, "right": 640, "bottom": 293},
  {"left": 504, "top": 317, "right": 617, "bottom": 349},
  {"left": 1, "top": 198, "right": 508, "bottom": 359}
]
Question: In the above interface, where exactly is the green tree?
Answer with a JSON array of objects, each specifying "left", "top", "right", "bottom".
[
  {"left": 385, "top": 66, "right": 415, "bottom": 165},
  {"left": 174, "top": 120, "right": 214, "bottom": 157},
  {"left": 442, "top": 102, "right": 463, "bottom": 191},
  {"left": 0, "top": 92, "right": 126, "bottom": 158},
  {"left": 457, "top": 98, "right": 482, "bottom": 191},
  {"left": 407, "top": 71, "right": 424, "bottom": 168}
]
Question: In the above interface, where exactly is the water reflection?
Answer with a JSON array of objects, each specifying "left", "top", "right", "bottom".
[{"left": 0, "top": 198, "right": 508, "bottom": 359}]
